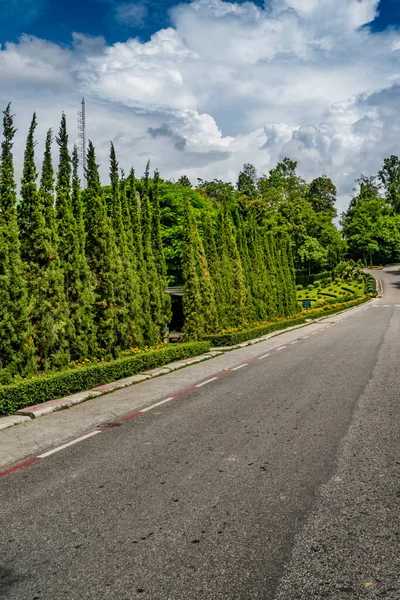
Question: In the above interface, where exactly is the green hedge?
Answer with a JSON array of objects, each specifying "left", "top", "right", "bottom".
[
  {"left": 364, "top": 274, "right": 378, "bottom": 296},
  {"left": 319, "top": 292, "right": 337, "bottom": 298},
  {"left": 296, "top": 270, "right": 334, "bottom": 287},
  {"left": 0, "top": 342, "right": 210, "bottom": 417},
  {"left": 204, "top": 297, "right": 370, "bottom": 347}
]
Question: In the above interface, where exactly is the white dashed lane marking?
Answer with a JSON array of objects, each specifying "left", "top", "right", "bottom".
[
  {"left": 195, "top": 377, "right": 218, "bottom": 388},
  {"left": 37, "top": 431, "right": 101, "bottom": 459}
]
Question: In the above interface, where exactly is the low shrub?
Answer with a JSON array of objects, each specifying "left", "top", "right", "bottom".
[
  {"left": 205, "top": 297, "right": 369, "bottom": 347},
  {"left": 364, "top": 274, "right": 378, "bottom": 296},
  {"left": 319, "top": 292, "right": 337, "bottom": 298},
  {"left": 307, "top": 284, "right": 314, "bottom": 290},
  {"left": 0, "top": 342, "right": 210, "bottom": 417},
  {"left": 341, "top": 286, "right": 356, "bottom": 294},
  {"left": 296, "top": 284, "right": 303, "bottom": 291}
]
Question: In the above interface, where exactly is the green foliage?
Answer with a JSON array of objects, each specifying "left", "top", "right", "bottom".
[
  {"left": 141, "top": 162, "right": 166, "bottom": 344},
  {"left": 26, "top": 127, "right": 69, "bottom": 370},
  {"left": 307, "top": 284, "right": 314, "bottom": 290},
  {"left": 341, "top": 175, "right": 400, "bottom": 264},
  {"left": 151, "top": 170, "right": 172, "bottom": 334},
  {"left": 85, "top": 141, "right": 118, "bottom": 356},
  {"left": 237, "top": 163, "right": 258, "bottom": 200},
  {"left": 296, "top": 284, "right": 303, "bottom": 291},
  {"left": 177, "top": 175, "right": 192, "bottom": 188},
  {"left": 109, "top": 143, "right": 142, "bottom": 349},
  {"left": 378, "top": 155, "right": 400, "bottom": 213},
  {"left": 0, "top": 342, "right": 210, "bottom": 416},
  {"left": 216, "top": 202, "right": 247, "bottom": 327},
  {"left": 127, "top": 168, "right": 157, "bottom": 344},
  {"left": 308, "top": 176, "right": 337, "bottom": 216},
  {"left": 56, "top": 114, "right": 97, "bottom": 360},
  {"left": 205, "top": 296, "right": 369, "bottom": 347},
  {"left": 182, "top": 196, "right": 217, "bottom": 340},
  {"left": 0, "top": 104, "right": 36, "bottom": 375}
]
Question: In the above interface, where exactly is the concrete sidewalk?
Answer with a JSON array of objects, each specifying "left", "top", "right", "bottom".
[{"left": 0, "top": 301, "right": 371, "bottom": 471}]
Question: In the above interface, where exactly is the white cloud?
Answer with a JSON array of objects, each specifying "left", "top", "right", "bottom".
[
  {"left": 115, "top": 2, "right": 149, "bottom": 26},
  {"left": 1, "top": 0, "right": 400, "bottom": 212}
]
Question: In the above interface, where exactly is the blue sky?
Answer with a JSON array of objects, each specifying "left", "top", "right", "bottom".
[{"left": 1, "top": 0, "right": 398, "bottom": 46}]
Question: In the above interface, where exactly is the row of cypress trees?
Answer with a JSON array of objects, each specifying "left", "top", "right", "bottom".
[
  {"left": 0, "top": 104, "right": 298, "bottom": 377},
  {"left": 0, "top": 105, "right": 170, "bottom": 376},
  {"left": 182, "top": 198, "right": 298, "bottom": 340}
]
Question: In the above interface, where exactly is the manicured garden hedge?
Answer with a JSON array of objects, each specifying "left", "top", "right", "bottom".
[
  {"left": 364, "top": 273, "right": 378, "bottom": 296},
  {"left": 295, "top": 270, "right": 334, "bottom": 287},
  {"left": 0, "top": 342, "right": 210, "bottom": 417},
  {"left": 204, "top": 296, "right": 370, "bottom": 347}
]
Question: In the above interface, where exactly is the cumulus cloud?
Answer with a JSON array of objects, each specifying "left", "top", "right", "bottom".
[{"left": 1, "top": 0, "right": 400, "bottom": 211}]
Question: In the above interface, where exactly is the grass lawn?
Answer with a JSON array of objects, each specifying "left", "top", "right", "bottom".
[{"left": 297, "top": 279, "right": 365, "bottom": 308}]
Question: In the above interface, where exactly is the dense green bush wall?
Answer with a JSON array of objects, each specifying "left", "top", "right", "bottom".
[{"left": 0, "top": 342, "right": 210, "bottom": 417}]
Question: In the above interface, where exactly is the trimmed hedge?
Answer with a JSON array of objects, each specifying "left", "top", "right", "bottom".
[
  {"left": 204, "top": 296, "right": 370, "bottom": 347},
  {"left": 0, "top": 342, "right": 210, "bottom": 417},
  {"left": 319, "top": 292, "right": 337, "bottom": 298},
  {"left": 296, "top": 270, "right": 334, "bottom": 287},
  {"left": 364, "top": 273, "right": 378, "bottom": 296}
]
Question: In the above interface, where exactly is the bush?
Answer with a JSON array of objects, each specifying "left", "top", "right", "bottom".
[
  {"left": 313, "top": 280, "right": 321, "bottom": 287},
  {"left": 205, "top": 297, "right": 369, "bottom": 347},
  {"left": 296, "top": 284, "right": 303, "bottom": 291},
  {"left": 307, "top": 284, "right": 314, "bottom": 290},
  {"left": 364, "top": 274, "right": 378, "bottom": 296},
  {"left": 296, "top": 270, "right": 334, "bottom": 287},
  {"left": 0, "top": 342, "right": 210, "bottom": 417},
  {"left": 319, "top": 292, "right": 337, "bottom": 298},
  {"left": 341, "top": 286, "right": 356, "bottom": 294}
]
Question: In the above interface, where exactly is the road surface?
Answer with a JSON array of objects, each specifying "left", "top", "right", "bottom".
[{"left": 0, "top": 268, "right": 399, "bottom": 599}]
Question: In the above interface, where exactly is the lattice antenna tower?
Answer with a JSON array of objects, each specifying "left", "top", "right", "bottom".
[{"left": 78, "top": 97, "right": 87, "bottom": 181}]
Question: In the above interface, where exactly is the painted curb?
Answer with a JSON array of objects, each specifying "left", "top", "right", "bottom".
[
  {"left": 0, "top": 415, "right": 31, "bottom": 430},
  {"left": 17, "top": 390, "right": 103, "bottom": 418}
]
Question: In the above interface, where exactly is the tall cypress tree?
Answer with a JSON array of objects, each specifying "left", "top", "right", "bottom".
[
  {"left": 55, "top": 114, "right": 96, "bottom": 359},
  {"left": 24, "top": 128, "right": 69, "bottom": 370},
  {"left": 265, "top": 232, "right": 281, "bottom": 318},
  {"left": 216, "top": 202, "right": 246, "bottom": 327},
  {"left": 85, "top": 140, "right": 117, "bottom": 356},
  {"left": 127, "top": 168, "right": 156, "bottom": 344},
  {"left": 18, "top": 113, "right": 38, "bottom": 262},
  {"left": 109, "top": 143, "right": 142, "bottom": 348},
  {"left": 277, "top": 233, "right": 298, "bottom": 316},
  {"left": 71, "top": 144, "right": 85, "bottom": 253},
  {"left": 120, "top": 171, "right": 144, "bottom": 345},
  {"left": 201, "top": 211, "right": 224, "bottom": 325},
  {"left": 0, "top": 104, "right": 35, "bottom": 375},
  {"left": 182, "top": 196, "right": 217, "bottom": 339},
  {"left": 150, "top": 169, "right": 171, "bottom": 335},
  {"left": 141, "top": 162, "right": 164, "bottom": 343}
]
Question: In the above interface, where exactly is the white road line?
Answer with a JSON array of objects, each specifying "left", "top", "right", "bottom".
[
  {"left": 383, "top": 305, "right": 390, "bottom": 307},
  {"left": 258, "top": 354, "right": 270, "bottom": 360},
  {"left": 232, "top": 363, "right": 248, "bottom": 370},
  {"left": 195, "top": 377, "right": 218, "bottom": 388},
  {"left": 395, "top": 305, "right": 400, "bottom": 308},
  {"left": 276, "top": 346, "right": 286, "bottom": 351},
  {"left": 37, "top": 431, "right": 101, "bottom": 458},
  {"left": 140, "top": 397, "right": 175, "bottom": 412}
]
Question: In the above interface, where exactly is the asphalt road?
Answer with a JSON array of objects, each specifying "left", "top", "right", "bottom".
[{"left": 1, "top": 268, "right": 399, "bottom": 599}]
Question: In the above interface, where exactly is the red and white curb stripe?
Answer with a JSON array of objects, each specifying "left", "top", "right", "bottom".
[{"left": 0, "top": 323, "right": 339, "bottom": 479}]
